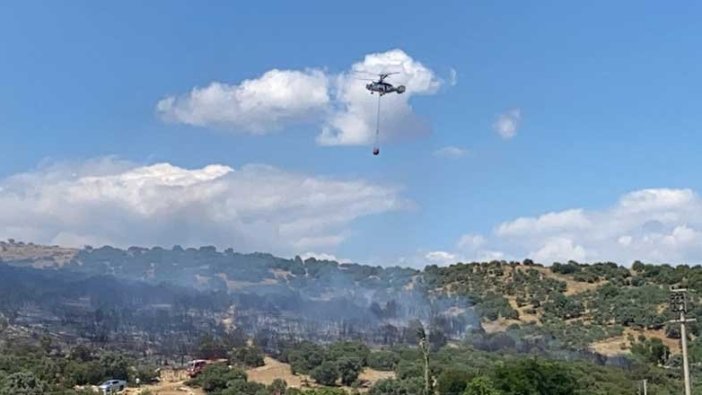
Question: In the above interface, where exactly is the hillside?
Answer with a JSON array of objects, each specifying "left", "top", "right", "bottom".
[
  {"left": 2, "top": 239, "right": 702, "bottom": 393},
  {"left": 1, "top": 239, "right": 698, "bottom": 361},
  {"left": 424, "top": 260, "right": 700, "bottom": 357},
  {"left": 0, "top": 240, "right": 77, "bottom": 268}
]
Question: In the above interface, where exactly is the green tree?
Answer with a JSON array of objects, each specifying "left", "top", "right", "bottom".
[
  {"left": 287, "top": 343, "right": 325, "bottom": 374},
  {"left": 336, "top": 357, "right": 362, "bottom": 386},
  {"left": 230, "top": 346, "right": 265, "bottom": 368},
  {"left": 311, "top": 361, "right": 339, "bottom": 386},
  {"left": 631, "top": 337, "right": 670, "bottom": 365},
  {"left": 98, "top": 352, "right": 129, "bottom": 381},
  {"left": 0, "top": 371, "right": 49, "bottom": 395},
  {"left": 369, "top": 378, "right": 425, "bottom": 395},
  {"left": 268, "top": 378, "right": 287, "bottom": 395},
  {"left": 220, "top": 379, "right": 266, "bottom": 395},
  {"left": 368, "top": 351, "right": 399, "bottom": 371},
  {"left": 189, "top": 364, "right": 246, "bottom": 393},
  {"left": 543, "top": 294, "right": 583, "bottom": 319},
  {"left": 437, "top": 369, "right": 470, "bottom": 395},
  {"left": 492, "top": 359, "right": 577, "bottom": 395},
  {"left": 632, "top": 261, "right": 645, "bottom": 272},
  {"left": 464, "top": 377, "right": 501, "bottom": 395},
  {"left": 328, "top": 342, "right": 370, "bottom": 366}
]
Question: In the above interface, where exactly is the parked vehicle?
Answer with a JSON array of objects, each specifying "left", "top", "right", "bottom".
[
  {"left": 186, "top": 359, "right": 209, "bottom": 378},
  {"left": 98, "top": 379, "right": 127, "bottom": 393}
]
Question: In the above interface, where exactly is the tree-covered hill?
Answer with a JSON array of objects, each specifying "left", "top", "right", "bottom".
[{"left": 2, "top": 240, "right": 701, "bottom": 363}]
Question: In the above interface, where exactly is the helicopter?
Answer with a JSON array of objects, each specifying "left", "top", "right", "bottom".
[
  {"left": 357, "top": 72, "right": 407, "bottom": 155},
  {"left": 362, "top": 72, "right": 406, "bottom": 96}
]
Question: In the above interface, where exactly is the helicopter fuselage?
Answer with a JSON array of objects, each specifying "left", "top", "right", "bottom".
[{"left": 365, "top": 81, "right": 405, "bottom": 96}]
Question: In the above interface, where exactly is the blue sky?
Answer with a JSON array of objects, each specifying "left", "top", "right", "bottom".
[{"left": 2, "top": 1, "right": 702, "bottom": 266}]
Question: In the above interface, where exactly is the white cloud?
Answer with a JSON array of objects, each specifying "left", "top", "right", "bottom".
[
  {"left": 618, "top": 188, "right": 695, "bottom": 213},
  {"left": 456, "top": 234, "right": 485, "bottom": 250},
  {"left": 425, "top": 251, "right": 460, "bottom": 266},
  {"left": 157, "top": 69, "right": 330, "bottom": 133},
  {"left": 496, "top": 209, "right": 590, "bottom": 237},
  {"left": 318, "top": 49, "right": 441, "bottom": 146},
  {"left": 529, "top": 238, "right": 587, "bottom": 263},
  {"left": 427, "top": 188, "right": 702, "bottom": 266},
  {"left": 157, "top": 49, "right": 444, "bottom": 146},
  {"left": 433, "top": 146, "right": 468, "bottom": 159},
  {"left": 421, "top": 246, "right": 505, "bottom": 267},
  {"left": 493, "top": 108, "right": 521, "bottom": 140},
  {"left": 0, "top": 158, "right": 409, "bottom": 255},
  {"left": 299, "top": 251, "right": 352, "bottom": 264}
]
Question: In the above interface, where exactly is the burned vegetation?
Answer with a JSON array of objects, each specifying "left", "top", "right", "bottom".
[{"left": 1, "top": 242, "right": 702, "bottom": 393}]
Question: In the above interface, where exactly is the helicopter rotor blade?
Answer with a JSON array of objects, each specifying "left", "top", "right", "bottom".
[
  {"left": 352, "top": 71, "right": 378, "bottom": 77},
  {"left": 355, "top": 70, "right": 401, "bottom": 77}
]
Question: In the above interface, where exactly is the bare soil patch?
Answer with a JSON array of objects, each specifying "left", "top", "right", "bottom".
[
  {"left": 514, "top": 266, "right": 603, "bottom": 296},
  {"left": 246, "top": 357, "right": 396, "bottom": 392},
  {"left": 0, "top": 241, "right": 77, "bottom": 267},
  {"left": 590, "top": 327, "right": 682, "bottom": 356}
]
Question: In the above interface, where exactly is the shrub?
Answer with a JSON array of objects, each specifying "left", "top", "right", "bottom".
[
  {"left": 230, "top": 346, "right": 265, "bottom": 368},
  {"left": 336, "top": 357, "right": 362, "bottom": 386},
  {"left": 368, "top": 351, "right": 399, "bottom": 371},
  {"left": 311, "top": 361, "right": 339, "bottom": 386}
]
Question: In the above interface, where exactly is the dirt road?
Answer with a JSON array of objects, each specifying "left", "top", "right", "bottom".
[{"left": 123, "top": 368, "right": 204, "bottom": 395}]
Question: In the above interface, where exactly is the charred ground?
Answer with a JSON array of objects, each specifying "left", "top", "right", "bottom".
[{"left": 1, "top": 240, "right": 702, "bottom": 393}]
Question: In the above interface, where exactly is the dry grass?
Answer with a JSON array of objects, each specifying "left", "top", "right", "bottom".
[
  {"left": 642, "top": 328, "right": 682, "bottom": 354},
  {"left": 514, "top": 266, "right": 603, "bottom": 296},
  {"left": 479, "top": 295, "right": 541, "bottom": 334},
  {"left": 270, "top": 269, "right": 292, "bottom": 281},
  {"left": 358, "top": 369, "right": 395, "bottom": 384},
  {"left": 589, "top": 327, "right": 682, "bottom": 356},
  {"left": 247, "top": 357, "right": 311, "bottom": 389},
  {"left": 507, "top": 296, "right": 541, "bottom": 324},
  {"left": 482, "top": 318, "right": 522, "bottom": 334},
  {"left": 121, "top": 368, "right": 204, "bottom": 395},
  {"left": 0, "top": 241, "right": 77, "bottom": 267},
  {"left": 246, "top": 357, "right": 395, "bottom": 392},
  {"left": 219, "top": 273, "right": 278, "bottom": 291},
  {"left": 589, "top": 334, "right": 632, "bottom": 356},
  {"left": 124, "top": 383, "right": 204, "bottom": 395}
]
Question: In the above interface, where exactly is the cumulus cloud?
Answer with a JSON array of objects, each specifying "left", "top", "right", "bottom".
[
  {"left": 529, "top": 238, "right": 587, "bottom": 263},
  {"left": 423, "top": 188, "right": 702, "bottom": 266},
  {"left": 157, "top": 69, "right": 330, "bottom": 133},
  {"left": 433, "top": 146, "right": 468, "bottom": 159},
  {"left": 424, "top": 251, "right": 460, "bottom": 266},
  {"left": 318, "top": 49, "right": 441, "bottom": 146},
  {"left": 157, "top": 49, "right": 444, "bottom": 145},
  {"left": 496, "top": 209, "right": 590, "bottom": 237},
  {"left": 0, "top": 158, "right": 409, "bottom": 256},
  {"left": 493, "top": 108, "right": 521, "bottom": 140},
  {"left": 299, "top": 251, "right": 352, "bottom": 264},
  {"left": 457, "top": 234, "right": 486, "bottom": 250}
]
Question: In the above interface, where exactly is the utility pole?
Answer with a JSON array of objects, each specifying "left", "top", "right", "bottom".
[
  {"left": 417, "top": 326, "right": 431, "bottom": 395},
  {"left": 643, "top": 379, "right": 647, "bottom": 395},
  {"left": 670, "top": 288, "right": 696, "bottom": 395}
]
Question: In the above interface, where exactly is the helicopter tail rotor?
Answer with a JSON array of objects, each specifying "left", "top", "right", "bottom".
[{"left": 396, "top": 85, "right": 406, "bottom": 94}]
